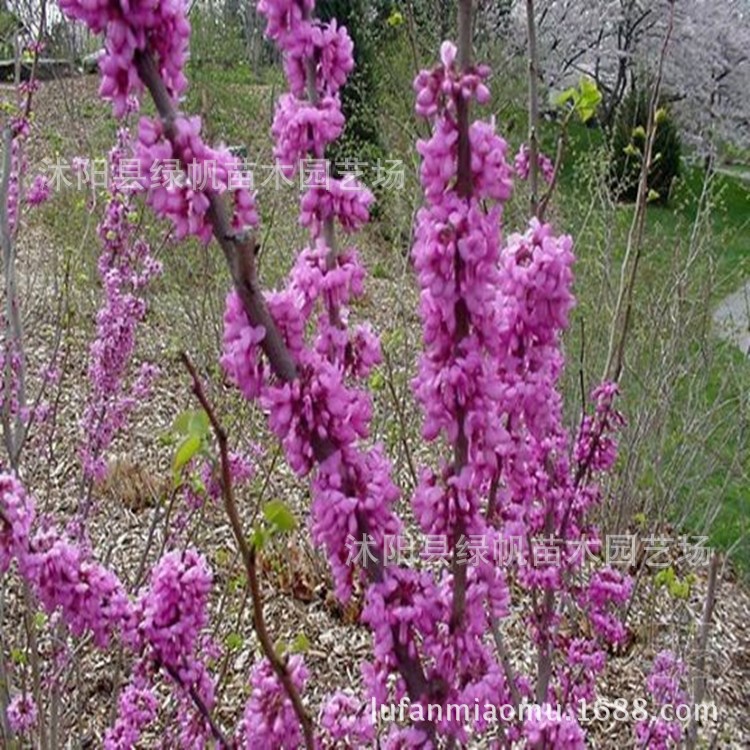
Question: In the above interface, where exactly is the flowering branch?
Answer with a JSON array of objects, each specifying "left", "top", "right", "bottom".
[
  {"left": 449, "top": 0, "right": 474, "bottom": 634},
  {"left": 134, "top": 25, "right": 433, "bottom": 730},
  {"left": 162, "top": 662, "right": 231, "bottom": 749},
  {"left": 133, "top": 50, "right": 298, "bottom": 386}
]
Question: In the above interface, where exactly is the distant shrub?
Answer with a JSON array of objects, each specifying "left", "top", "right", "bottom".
[
  {"left": 610, "top": 87, "right": 681, "bottom": 205},
  {"left": 317, "top": 0, "right": 384, "bottom": 183}
]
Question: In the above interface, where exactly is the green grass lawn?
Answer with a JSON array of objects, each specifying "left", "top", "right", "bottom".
[{"left": 554, "top": 121, "right": 749, "bottom": 573}]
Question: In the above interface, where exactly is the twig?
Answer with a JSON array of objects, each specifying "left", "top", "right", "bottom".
[
  {"left": 687, "top": 551, "right": 720, "bottom": 749},
  {"left": 163, "top": 662, "right": 232, "bottom": 749},
  {"left": 525, "top": 0, "right": 541, "bottom": 216},
  {"left": 180, "top": 353, "right": 315, "bottom": 750},
  {"left": 490, "top": 617, "right": 522, "bottom": 709},
  {"left": 603, "top": 1, "right": 676, "bottom": 383},
  {"left": 382, "top": 348, "right": 418, "bottom": 487}
]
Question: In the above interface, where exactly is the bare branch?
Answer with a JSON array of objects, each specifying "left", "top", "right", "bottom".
[{"left": 180, "top": 353, "right": 315, "bottom": 750}]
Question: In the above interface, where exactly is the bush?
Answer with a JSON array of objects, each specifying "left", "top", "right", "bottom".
[
  {"left": 610, "top": 87, "right": 681, "bottom": 205},
  {"left": 317, "top": 0, "right": 384, "bottom": 181}
]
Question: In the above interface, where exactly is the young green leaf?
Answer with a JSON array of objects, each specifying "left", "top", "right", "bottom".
[
  {"left": 387, "top": 10, "right": 404, "bottom": 27},
  {"left": 263, "top": 499, "right": 297, "bottom": 534},
  {"left": 251, "top": 526, "right": 268, "bottom": 551},
  {"left": 554, "top": 87, "right": 578, "bottom": 108},
  {"left": 290, "top": 632, "right": 310, "bottom": 654},
  {"left": 225, "top": 632, "right": 244, "bottom": 651},
  {"left": 173, "top": 434, "right": 201, "bottom": 475},
  {"left": 574, "top": 76, "right": 602, "bottom": 122}
]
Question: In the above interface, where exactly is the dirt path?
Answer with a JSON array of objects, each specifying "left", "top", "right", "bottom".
[{"left": 714, "top": 280, "right": 750, "bottom": 356}]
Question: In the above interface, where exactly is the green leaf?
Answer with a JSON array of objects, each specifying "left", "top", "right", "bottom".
[
  {"left": 553, "top": 87, "right": 578, "bottom": 108},
  {"left": 575, "top": 76, "right": 602, "bottom": 122},
  {"left": 11, "top": 648, "right": 26, "bottom": 666},
  {"left": 173, "top": 409, "right": 210, "bottom": 438},
  {"left": 654, "top": 566, "right": 675, "bottom": 587},
  {"left": 647, "top": 189, "right": 661, "bottom": 203},
  {"left": 263, "top": 499, "right": 297, "bottom": 534},
  {"left": 190, "top": 410, "right": 210, "bottom": 438},
  {"left": 579, "top": 75, "right": 600, "bottom": 99},
  {"left": 225, "top": 632, "right": 243, "bottom": 652},
  {"left": 173, "top": 434, "right": 201, "bottom": 476},
  {"left": 251, "top": 527, "right": 268, "bottom": 551},
  {"left": 215, "top": 548, "right": 230, "bottom": 567},
  {"left": 654, "top": 107, "right": 668, "bottom": 125},
  {"left": 33, "top": 612, "right": 47, "bottom": 630},
  {"left": 668, "top": 579, "right": 690, "bottom": 599},
  {"left": 632, "top": 125, "right": 646, "bottom": 140},
  {"left": 369, "top": 371, "right": 385, "bottom": 391},
  {"left": 290, "top": 632, "right": 310, "bottom": 654},
  {"left": 173, "top": 410, "right": 193, "bottom": 435},
  {"left": 387, "top": 10, "right": 404, "bottom": 27},
  {"left": 623, "top": 143, "right": 640, "bottom": 157}
]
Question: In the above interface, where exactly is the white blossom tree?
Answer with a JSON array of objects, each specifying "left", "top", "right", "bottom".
[{"left": 511, "top": 0, "right": 750, "bottom": 151}]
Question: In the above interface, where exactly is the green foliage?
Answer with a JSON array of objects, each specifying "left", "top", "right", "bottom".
[
  {"left": 610, "top": 87, "right": 681, "bottom": 205},
  {"left": 189, "top": 4, "right": 247, "bottom": 70},
  {"left": 654, "top": 566, "right": 697, "bottom": 600},
  {"left": 251, "top": 498, "right": 297, "bottom": 552},
  {"left": 317, "top": 0, "right": 385, "bottom": 185},
  {"left": 170, "top": 408, "right": 211, "bottom": 485},
  {"left": 262, "top": 498, "right": 297, "bottom": 534},
  {"left": 554, "top": 76, "right": 602, "bottom": 124}
]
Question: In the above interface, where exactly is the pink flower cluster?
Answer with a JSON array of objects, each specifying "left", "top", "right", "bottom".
[
  {"left": 283, "top": 18, "right": 354, "bottom": 96},
  {"left": 635, "top": 651, "right": 688, "bottom": 749},
  {"left": 1, "top": 471, "right": 220, "bottom": 739},
  {"left": 59, "top": 0, "right": 190, "bottom": 117},
  {"left": 0, "top": 473, "right": 33, "bottom": 573},
  {"left": 136, "top": 549, "right": 212, "bottom": 676},
  {"left": 272, "top": 94, "right": 345, "bottom": 178},
  {"left": 26, "top": 174, "right": 51, "bottom": 206},
  {"left": 6, "top": 693, "right": 38, "bottom": 736},
  {"left": 258, "top": 0, "right": 353, "bottom": 97},
  {"left": 134, "top": 115, "right": 258, "bottom": 242},
  {"left": 239, "top": 654, "right": 309, "bottom": 749},
  {"left": 522, "top": 709, "right": 585, "bottom": 748},
  {"left": 104, "top": 675, "right": 159, "bottom": 750},
  {"left": 414, "top": 41, "right": 491, "bottom": 118},
  {"left": 417, "top": 118, "right": 513, "bottom": 203},
  {"left": 1, "top": 473, "right": 135, "bottom": 648},
  {"left": 515, "top": 143, "right": 556, "bottom": 185},
  {"left": 574, "top": 381, "right": 626, "bottom": 473},
  {"left": 23, "top": 524, "right": 137, "bottom": 648},
  {"left": 318, "top": 691, "right": 375, "bottom": 747},
  {"left": 80, "top": 129, "right": 162, "bottom": 482},
  {"left": 7, "top": 137, "right": 22, "bottom": 235},
  {"left": 300, "top": 178, "right": 373, "bottom": 236}
]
